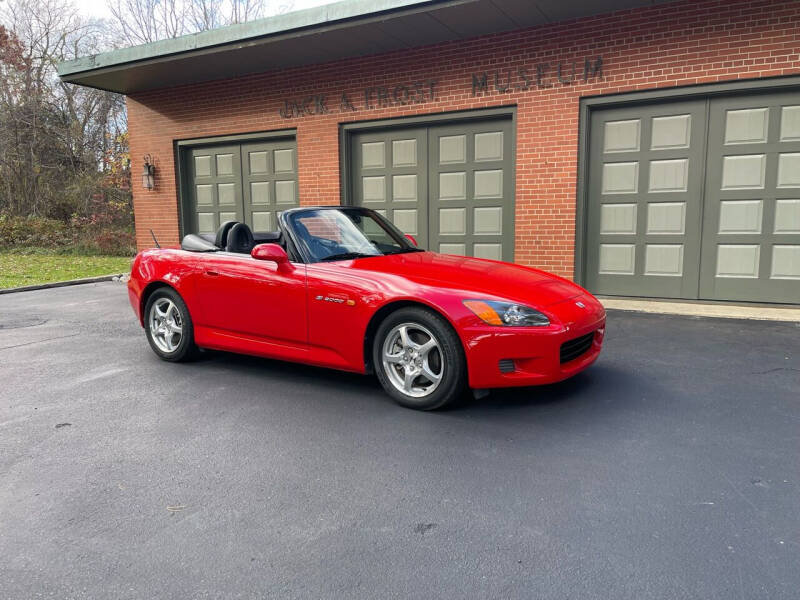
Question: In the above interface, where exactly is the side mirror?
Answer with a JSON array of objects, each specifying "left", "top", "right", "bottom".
[
  {"left": 404, "top": 234, "right": 418, "bottom": 247},
  {"left": 251, "top": 243, "right": 292, "bottom": 271}
]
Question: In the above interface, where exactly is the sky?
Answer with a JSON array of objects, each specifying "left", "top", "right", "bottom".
[{"left": 78, "top": 0, "right": 339, "bottom": 22}]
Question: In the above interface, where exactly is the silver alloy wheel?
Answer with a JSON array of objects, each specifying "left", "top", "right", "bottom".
[
  {"left": 381, "top": 322, "right": 444, "bottom": 398},
  {"left": 148, "top": 297, "right": 183, "bottom": 353}
]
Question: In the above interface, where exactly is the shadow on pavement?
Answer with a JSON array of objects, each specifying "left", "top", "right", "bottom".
[{"left": 182, "top": 348, "right": 636, "bottom": 420}]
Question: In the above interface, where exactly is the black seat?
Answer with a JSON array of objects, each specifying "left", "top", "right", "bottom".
[
  {"left": 226, "top": 222, "right": 254, "bottom": 253},
  {"left": 215, "top": 220, "right": 238, "bottom": 249}
]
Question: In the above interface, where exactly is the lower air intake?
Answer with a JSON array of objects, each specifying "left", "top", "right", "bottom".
[
  {"left": 559, "top": 332, "right": 595, "bottom": 364},
  {"left": 498, "top": 359, "right": 516, "bottom": 373}
]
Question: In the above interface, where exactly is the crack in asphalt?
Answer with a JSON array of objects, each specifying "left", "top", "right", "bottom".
[
  {"left": 750, "top": 367, "right": 800, "bottom": 375},
  {"left": 0, "top": 317, "right": 49, "bottom": 330},
  {"left": 0, "top": 333, "right": 80, "bottom": 351}
]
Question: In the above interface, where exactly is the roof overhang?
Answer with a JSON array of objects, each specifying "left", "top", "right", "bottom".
[{"left": 58, "top": 0, "right": 676, "bottom": 94}]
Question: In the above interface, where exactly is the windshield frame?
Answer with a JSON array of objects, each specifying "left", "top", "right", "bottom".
[{"left": 279, "top": 206, "right": 418, "bottom": 264}]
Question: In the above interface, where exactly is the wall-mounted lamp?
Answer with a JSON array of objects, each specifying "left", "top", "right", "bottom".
[{"left": 142, "top": 154, "right": 155, "bottom": 190}]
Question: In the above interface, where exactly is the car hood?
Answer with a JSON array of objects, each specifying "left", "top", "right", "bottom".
[{"left": 345, "top": 251, "right": 585, "bottom": 307}]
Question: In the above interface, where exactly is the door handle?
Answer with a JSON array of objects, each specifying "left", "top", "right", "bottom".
[{"left": 205, "top": 270, "right": 219, "bottom": 277}]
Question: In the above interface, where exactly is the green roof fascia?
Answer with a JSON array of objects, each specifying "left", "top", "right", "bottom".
[{"left": 57, "top": 0, "right": 440, "bottom": 77}]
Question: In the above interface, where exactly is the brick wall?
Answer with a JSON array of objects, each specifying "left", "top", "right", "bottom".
[{"left": 127, "top": 0, "right": 800, "bottom": 278}]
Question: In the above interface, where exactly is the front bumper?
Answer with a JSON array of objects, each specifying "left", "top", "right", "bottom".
[
  {"left": 127, "top": 279, "right": 144, "bottom": 325},
  {"left": 462, "top": 295, "right": 606, "bottom": 389}
]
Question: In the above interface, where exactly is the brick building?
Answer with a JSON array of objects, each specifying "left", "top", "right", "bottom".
[{"left": 59, "top": 0, "right": 800, "bottom": 303}]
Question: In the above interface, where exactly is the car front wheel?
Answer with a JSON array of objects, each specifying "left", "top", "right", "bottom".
[
  {"left": 144, "top": 287, "right": 197, "bottom": 362},
  {"left": 373, "top": 307, "right": 466, "bottom": 410}
]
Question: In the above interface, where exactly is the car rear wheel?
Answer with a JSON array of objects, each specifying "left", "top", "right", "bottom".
[
  {"left": 144, "top": 287, "right": 197, "bottom": 362},
  {"left": 373, "top": 307, "right": 466, "bottom": 410}
]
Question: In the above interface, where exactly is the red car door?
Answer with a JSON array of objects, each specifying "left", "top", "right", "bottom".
[
  {"left": 196, "top": 253, "right": 307, "bottom": 345},
  {"left": 304, "top": 263, "right": 378, "bottom": 371}
]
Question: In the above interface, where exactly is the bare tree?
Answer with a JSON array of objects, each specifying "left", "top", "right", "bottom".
[
  {"left": 0, "top": 0, "right": 126, "bottom": 218},
  {"left": 109, "top": 0, "right": 294, "bottom": 46},
  {"left": 0, "top": 0, "right": 296, "bottom": 221},
  {"left": 188, "top": 0, "right": 225, "bottom": 32},
  {"left": 109, "top": 0, "right": 185, "bottom": 45}
]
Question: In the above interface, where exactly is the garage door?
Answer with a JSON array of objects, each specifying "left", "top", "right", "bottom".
[
  {"left": 699, "top": 92, "right": 800, "bottom": 303},
  {"left": 585, "top": 91, "right": 800, "bottom": 304},
  {"left": 187, "top": 138, "right": 298, "bottom": 235},
  {"left": 350, "top": 118, "right": 514, "bottom": 261},
  {"left": 585, "top": 99, "right": 707, "bottom": 299}
]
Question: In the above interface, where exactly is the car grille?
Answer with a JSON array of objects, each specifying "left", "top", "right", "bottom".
[
  {"left": 498, "top": 359, "right": 515, "bottom": 373},
  {"left": 560, "top": 332, "right": 595, "bottom": 364}
]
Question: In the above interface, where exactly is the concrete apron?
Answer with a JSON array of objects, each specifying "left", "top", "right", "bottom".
[{"left": 600, "top": 297, "right": 800, "bottom": 323}]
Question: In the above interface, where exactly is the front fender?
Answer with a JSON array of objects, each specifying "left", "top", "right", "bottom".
[{"left": 128, "top": 250, "right": 200, "bottom": 327}]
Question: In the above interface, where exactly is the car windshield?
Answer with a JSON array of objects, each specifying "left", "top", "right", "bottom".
[{"left": 289, "top": 208, "right": 419, "bottom": 263}]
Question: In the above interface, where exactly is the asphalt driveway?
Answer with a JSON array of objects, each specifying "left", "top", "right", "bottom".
[{"left": 1, "top": 282, "right": 798, "bottom": 599}]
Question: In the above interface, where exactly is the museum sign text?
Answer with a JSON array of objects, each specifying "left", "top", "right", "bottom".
[{"left": 278, "top": 56, "right": 603, "bottom": 119}]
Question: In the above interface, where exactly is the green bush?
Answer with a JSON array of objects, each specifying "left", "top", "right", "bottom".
[{"left": 0, "top": 214, "right": 136, "bottom": 256}]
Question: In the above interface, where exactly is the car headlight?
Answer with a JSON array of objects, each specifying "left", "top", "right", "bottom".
[{"left": 463, "top": 300, "right": 550, "bottom": 327}]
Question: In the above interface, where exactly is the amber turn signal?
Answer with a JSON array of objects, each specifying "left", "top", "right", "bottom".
[{"left": 463, "top": 300, "right": 504, "bottom": 326}]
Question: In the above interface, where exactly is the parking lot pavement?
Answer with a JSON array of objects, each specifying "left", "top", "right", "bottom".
[{"left": 1, "top": 282, "right": 798, "bottom": 599}]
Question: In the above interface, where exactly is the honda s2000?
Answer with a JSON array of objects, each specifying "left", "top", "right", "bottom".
[{"left": 128, "top": 206, "right": 605, "bottom": 410}]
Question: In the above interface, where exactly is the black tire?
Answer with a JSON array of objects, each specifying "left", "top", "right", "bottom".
[
  {"left": 143, "top": 287, "right": 198, "bottom": 362},
  {"left": 372, "top": 307, "right": 466, "bottom": 410}
]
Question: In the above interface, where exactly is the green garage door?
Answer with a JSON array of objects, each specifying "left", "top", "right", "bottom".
[
  {"left": 585, "top": 100, "right": 708, "bottom": 298},
  {"left": 699, "top": 92, "right": 800, "bottom": 303},
  {"left": 351, "top": 118, "right": 514, "bottom": 261},
  {"left": 585, "top": 91, "right": 800, "bottom": 304},
  {"left": 187, "top": 138, "right": 298, "bottom": 235}
]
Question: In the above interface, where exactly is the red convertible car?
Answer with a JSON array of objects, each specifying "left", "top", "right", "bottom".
[{"left": 128, "top": 206, "right": 605, "bottom": 410}]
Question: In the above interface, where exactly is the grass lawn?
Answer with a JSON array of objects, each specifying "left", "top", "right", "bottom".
[{"left": 0, "top": 252, "right": 132, "bottom": 289}]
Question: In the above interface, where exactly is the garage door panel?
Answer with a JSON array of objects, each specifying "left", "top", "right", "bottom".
[
  {"left": 429, "top": 120, "right": 514, "bottom": 262},
  {"left": 644, "top": 244, "right": 684, "bottom": 277},
  {"left": 720, "top": 154, "right": 767, "bottom": 190},
  {"left": 780, "top": 105, "right": 800, "bottom": 141},
  {"left": 724, "top": 107, "right": 769, "bottom": 145},
  {"left": 651, "top": 114, "right": 691, "bottom": 150},
  {"left": 248, "top": 150, "right": 269, "bottom": 174},
  {"left": 439, "top": 134, "right": 467, "bottom": 164},
  {"left": 646, "top": 201, "right": 686, "bottom": 235},
  {"left": 699, "top": 91, "right": 800, "bottom": 304},
  {"left": 351, "top": 129, "right": 429, "bottom": 247},
  {"left": 600, "top": 203, "right": 638, "bottom": 235},
  {"left": 273, "top": 148, "right": 295, "bottom": 174},
  {"left": 771, "top": 245, "right": 800, "bottom": 279},
  {"left": 438, "top": 171, "right": 467, "bottom": 201},
  {"left": 604, "top": 119, "right": 640, "bottom": 153},
  {"left": 186, "top": 138, "right": 297, "bottom": 237},
  {"left": 194, "top": 154, "right": 213, "bottom": 177},
  {"left": 774, "top": 199, "right": 800, "bottom": 233},
  {"left": 392, "top": 174, "right": 418, "bottom": 202},
  {"left": 601, "top": 161, "right": 639, "bottom": 194},
  {"left": 777, "top": 153, "right": 800, "bottom": 188},
  {"left": 351, "top": 118, "right": 513, "bottom": 261},
  {"left": 274, "top": 180, "right": 296, "bottom": 205},
  {"left": 241, "top": 139, "right": 299, "bottom": 231},
  {"left": 717, "top": 200, "right": 763, "bottom": 234},
  {"left": 195, "top": 184, "right": 214, "bottom": 207},
  {"left": 215, "top": 152, "right": 235, "bottom": 176},
  {"left": 586, "top": 100, "right": 706, "bottom": 299},
  {"left": 188, "top": 144, "right": 243, "bottom": 233},
  {"left": 648, "top": 159, "right": 688, "bottom": 193}
]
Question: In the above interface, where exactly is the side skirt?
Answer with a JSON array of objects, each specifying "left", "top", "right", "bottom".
[{"left": 194, "top": 326, "right": 365, "bottom": 374}]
